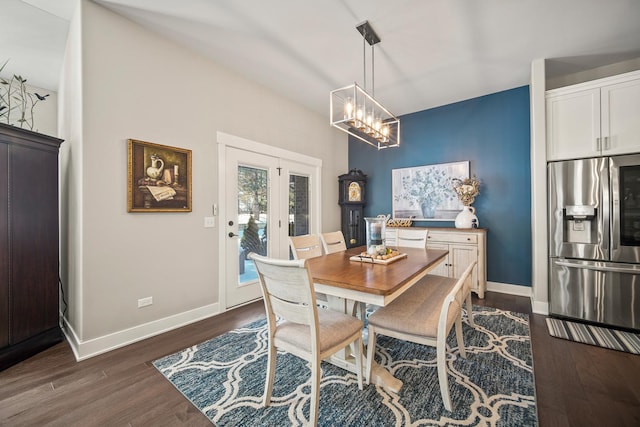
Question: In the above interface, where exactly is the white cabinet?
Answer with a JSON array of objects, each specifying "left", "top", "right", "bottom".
[
  {"left": 387, "top": 227, "right": 487, "bottom": 298},
  {"left": 427, "top": 229, "right": 487, "bottom": 298},
  {"left": 546, "top": 70, "right": 640, "bottom": 161}
]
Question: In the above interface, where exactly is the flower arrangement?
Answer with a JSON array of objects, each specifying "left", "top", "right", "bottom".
[
  {"left": 452, "top": 175, "right": 480, "bottom": 206},
  {"left": 0, "top": 59, "right": 50, "bottom": 130},
  {"left": 394, "top": 166, "right": 457, "bottom": 214}
]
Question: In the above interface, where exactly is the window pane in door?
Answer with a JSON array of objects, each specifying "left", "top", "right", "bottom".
[
  {"left": 238, "top": 165, "right": 268, "bottom": 284},
  {"left": 288, "top": 174, "right": 309, "bottom": 237}
]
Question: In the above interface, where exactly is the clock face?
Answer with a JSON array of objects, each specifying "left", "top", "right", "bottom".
[{"left": 348, "top": 182, "right": 361, "bottom": 202}]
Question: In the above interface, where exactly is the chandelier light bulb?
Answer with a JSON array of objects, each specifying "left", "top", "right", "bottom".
[
  {"left": 356, "top": 107, "right": 365, "bottom": 128},
  {"left": 344, "top": 98, "right": 354, "bottom": 119},
  {"left": 374, "top": 117, "right": 382, "bottom": 132}
]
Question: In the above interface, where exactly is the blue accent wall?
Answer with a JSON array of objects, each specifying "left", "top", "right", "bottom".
[{"left": 348, "top": 86, "right": 532, "bottom": 286}]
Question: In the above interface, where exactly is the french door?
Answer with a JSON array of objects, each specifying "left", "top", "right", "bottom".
[{"left": 218, "top": 133, "right": 321, "bottom": 309}]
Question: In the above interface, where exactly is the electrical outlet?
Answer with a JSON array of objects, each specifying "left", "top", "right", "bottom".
[
  {"left": 138, "top": 297, "right": 153, "bottom": 308},
  {"left": 204, "top": 216, "right": 215, "bottom": 228}
]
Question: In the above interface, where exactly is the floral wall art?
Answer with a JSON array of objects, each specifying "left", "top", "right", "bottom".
[{"left": 392, "top": 161, "right": 469, "bottom": 220}]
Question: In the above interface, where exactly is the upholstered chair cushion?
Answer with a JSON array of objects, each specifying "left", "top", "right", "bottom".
[
  {"left": 368, "top": 274, "right": 458, "bottom": 338},
  {"left": 275, "top": 310, "right": 363, "bottom": 353}
]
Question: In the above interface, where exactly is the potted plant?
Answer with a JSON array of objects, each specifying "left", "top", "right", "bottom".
[{"left": 0, "top": 59, "right": 49, "bottom": 131}]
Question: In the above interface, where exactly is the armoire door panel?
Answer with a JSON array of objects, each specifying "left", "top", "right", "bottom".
[
  {"left": 0, "top": 143, "right": 9, "bottom": 348},
  {"left": 10, "top": 144, "right": 60, "bottom": 343}
]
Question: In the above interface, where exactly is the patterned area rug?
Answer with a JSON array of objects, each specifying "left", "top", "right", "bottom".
[
  {"left": 153, "top": 306, "right": 537, "bottom": 426},
  {"left": 546, "top": 317, "right": 640, "bottom": 354}
]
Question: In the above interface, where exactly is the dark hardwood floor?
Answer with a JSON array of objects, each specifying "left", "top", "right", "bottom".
[{"left": 1, "top": 292, "right": 639, "bottom": 426}]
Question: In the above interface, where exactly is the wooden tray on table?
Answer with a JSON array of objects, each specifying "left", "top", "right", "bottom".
[{"left": 349, "top": 251, "right": 407, "bottom": 265}]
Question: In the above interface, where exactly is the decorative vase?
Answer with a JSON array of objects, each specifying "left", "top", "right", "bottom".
[
  {"left": 455, "top": 206, "right": 478, "bottom": 229},
  {"left": 420, "top": 201, "right": 436, "bottom": 218},
  {"left": 364, "top": 217, "right": 386, "bottom": 255},
  {"left": 146, "top": 154, "right": 164, "bottom": 180}
]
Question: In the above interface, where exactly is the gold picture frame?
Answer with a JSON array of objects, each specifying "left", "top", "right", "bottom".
[{"left": 127, "top": 139, "right": 192, "bottom": 212}]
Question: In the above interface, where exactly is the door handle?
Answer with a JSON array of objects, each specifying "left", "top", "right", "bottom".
[
  {"left": 555, "top": 260, "right": 640, "bottom": 274},
  {"left": 228, "top": 232, "right": 238, "bottom": 238}
]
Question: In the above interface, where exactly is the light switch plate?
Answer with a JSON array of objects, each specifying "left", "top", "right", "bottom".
[{"left": 204, "top": 217, "right": 215, "bottom": 228}]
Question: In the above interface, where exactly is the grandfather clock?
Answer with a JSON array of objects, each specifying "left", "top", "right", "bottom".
[{"left": 338, "top": 169, "right": 367, "bottom": 248}]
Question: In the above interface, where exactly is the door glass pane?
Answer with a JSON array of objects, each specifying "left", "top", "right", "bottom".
[
  {"left": 238, "top": 165, "right": 268, "bottom": 284},
  {"left": 288, "top": 174, "right": 309, "bottom": 259},
  {"left": 620, "top": 165, "right": 640, "bottom": 246},
  {"left": 288, "top": 174, "right": 309, "bottom": 237}
]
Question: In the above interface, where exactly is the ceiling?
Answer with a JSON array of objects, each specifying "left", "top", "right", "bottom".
[{"left": 2, "top": 0, "right": 640, "bottom": 116}]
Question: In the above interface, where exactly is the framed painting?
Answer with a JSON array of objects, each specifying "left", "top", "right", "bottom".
[
  {"left": 127, "top": 139, "right": 192, "bottom": 212},
  {"left": 392, "top": 161, "right": 469, "bottom": 221}
]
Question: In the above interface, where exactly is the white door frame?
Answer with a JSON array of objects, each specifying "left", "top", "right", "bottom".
[{"left": 217, "top": 131, "right": 322, "bottom": 311}]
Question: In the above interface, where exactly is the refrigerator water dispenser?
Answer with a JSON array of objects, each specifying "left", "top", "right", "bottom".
[{"left": 564, "top": 205, "right": 596, "bottom": 244}]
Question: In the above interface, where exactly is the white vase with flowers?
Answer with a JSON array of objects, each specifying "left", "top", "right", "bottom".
[{"left": 452, "top": 176, "right": 481, "bottom": 228}]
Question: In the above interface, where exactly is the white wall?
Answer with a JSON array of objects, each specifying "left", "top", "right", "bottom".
[
  {"left": 59, "top": 0, "right": 347, "bottom": 358},
  {"left": 58, "top": 0, "right": 84, "bottom": 342},
  {"left": 529, "top": 59, "right": 549, "bottom": 315}
]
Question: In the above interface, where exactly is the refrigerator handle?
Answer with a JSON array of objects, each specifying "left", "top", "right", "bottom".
[
  {"left": 608, "top": 157, "right": 618, "bottom": 254},
  {"left": 554, "top": 259, "right": 640, "bottom": 274},
  {"left": 601, "top": 165, "right": 610, "bottom": 255}
]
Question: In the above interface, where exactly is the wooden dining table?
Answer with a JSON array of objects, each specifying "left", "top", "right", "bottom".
[{"left": 306, "top": 245, "right": 448, "bottom": 392}]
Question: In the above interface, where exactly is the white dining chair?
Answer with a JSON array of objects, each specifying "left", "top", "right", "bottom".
[
  {"left": 288, "top": 234, "right": 324, "bottom": 260},
  {"left": 249, "top": 253, "right": 364, "bottom": 425},
  {"left": 397, "top": 228, "right": 429, "bottom": 248},
  {"left": 319, "top": 231, "right": 347, "bottom": 254},
  {"left": 365, "top": 261, "right": 477, "bottom": 411}
]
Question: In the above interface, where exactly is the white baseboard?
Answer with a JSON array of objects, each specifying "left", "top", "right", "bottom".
[
  {"left": 530, "top": 300, "right": 549, "bottom": 315},
  {"left": 486, "top": 281, "right": 532, "bottom": 297},
  {"left": 61, "top": 303, "right": 220, "bottom": 361},
  {"left": 485, "top": 281, "right": 549, "bottom": 315}
]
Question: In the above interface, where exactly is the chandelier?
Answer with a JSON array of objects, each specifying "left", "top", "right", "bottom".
[{"left": 330, "top": 21, "right": 400, "bottom": 150}]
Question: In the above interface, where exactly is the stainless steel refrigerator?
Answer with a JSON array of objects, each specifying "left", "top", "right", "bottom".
[{"left": 548, "top": 154, "right": 640, "bottom": 331}]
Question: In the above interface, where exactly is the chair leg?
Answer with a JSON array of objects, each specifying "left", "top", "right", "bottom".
[
  {"left": 466, "top": 293, "right": 475, "bottom": 327},
  {"left": 365, "top": 325, "right": 377, "bottom": 385},
  {"left": 455, "top": 315, "right": 467, "bottom": 359},
  {"left": 263, "top": 343, "right": 276, "bottom": 407},
  {"left": 309, "top": 357, "right": 321, "bottom": 426},
  {"left": 436, "top": 337, "right": 453, "bottom": 411},
  {"left": 352, "top": 335, "right": 364, "bottom": 390}
]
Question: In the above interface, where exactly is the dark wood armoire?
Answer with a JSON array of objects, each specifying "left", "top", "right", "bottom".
[{"left": 0, "top": 123, "right": 63, "bottom": 371}]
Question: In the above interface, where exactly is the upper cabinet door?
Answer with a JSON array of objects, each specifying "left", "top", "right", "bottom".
[
  {"left": 546, "top": 70, "right": 640, "bottom": 161},
  {"left": 601, "top": 78, "right": 640, "bottom": 156},
  {"left": 546, "top": 88, "right": 601, "bottom": 161}
]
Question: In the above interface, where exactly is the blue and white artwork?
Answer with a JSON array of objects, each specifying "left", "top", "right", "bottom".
[{"left": 392, "top": 161, "right": 469, "bottom": 220}]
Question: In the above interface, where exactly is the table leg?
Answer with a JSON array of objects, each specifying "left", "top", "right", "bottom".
[
  {"left": 370, "top": 362, "right": 402, "bottom": 392},
  {"left": 324, "top": 295, "right": 403, "bottom": 392}
]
